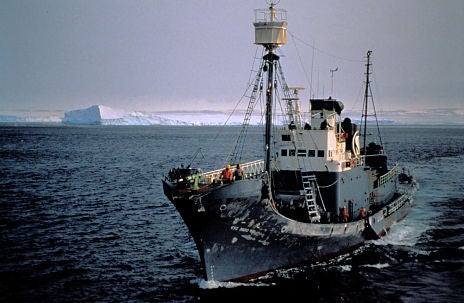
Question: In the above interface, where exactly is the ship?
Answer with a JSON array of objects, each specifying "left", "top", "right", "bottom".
[{"left": 162, "top": 2, "right": 417, "bottom": 282}]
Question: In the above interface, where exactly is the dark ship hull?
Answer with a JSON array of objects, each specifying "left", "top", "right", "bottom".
[{"left": 162, "top": 164, "right": 416, "bottom": 282}]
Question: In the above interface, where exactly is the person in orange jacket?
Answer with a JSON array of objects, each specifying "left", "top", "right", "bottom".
[
  {"left": 358, "top": 207, "right": 367, "bottom": 219},
  {"left": 220, "top": 164, "right": 233, "bottom": 183}
]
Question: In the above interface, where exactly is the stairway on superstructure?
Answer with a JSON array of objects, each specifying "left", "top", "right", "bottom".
[{"left": 301, "top": 172, "right": 321, "bottom": 222}]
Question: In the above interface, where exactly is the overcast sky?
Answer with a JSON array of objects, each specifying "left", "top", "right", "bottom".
[{"left": 1, "top": 0, "right": 463, "bottom": 122}]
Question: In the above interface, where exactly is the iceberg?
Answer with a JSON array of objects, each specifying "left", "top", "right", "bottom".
[
  {"left": 158, "top": 110, "right": 250, "bottom": 126},
  {"left": 62, "top": 105, "right": 191, "bottom": 125},
  {"left": 0, "top": 105, "right": 244, "bottom": 125},
  {"left": 0, "top": 114, "right": 62, "bottom": 123}
]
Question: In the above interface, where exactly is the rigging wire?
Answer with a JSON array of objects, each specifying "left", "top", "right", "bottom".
[
  {"left": 369, "top": 62, "right": 389, "bottom": 151},
  {"left": 175, "top": 47, "right": 266, "bottom": 170},
  {"left": 367, "top": 75, "right": 383, "bottom": 147},
  {"left": 223, "top": 48, "right": 267, "bottom": 166},
  {"left": 290, "top": 32, "right": 314, "bottom": 98},
  {"left": 288, "top": 31, "right": 364, "bottom": 63}
]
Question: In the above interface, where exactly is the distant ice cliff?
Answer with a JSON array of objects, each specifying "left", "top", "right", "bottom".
[
  {"left": 0, "top": 105, "right": 244, "bottom": 125},
  {"left": 62, "top": 105, "right": 192, "bottom": 125}
]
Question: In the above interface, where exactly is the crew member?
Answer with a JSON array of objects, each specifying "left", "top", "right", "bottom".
[
  {"left": 341, "top": 205, "right": 349, "bottom": 222},
  {"left": 234, "top": 164, "right": 244, "bottom": 181},
  {"left": 220, "top": 164, "right": 233, "bottom": 183},
  {"left": 358, "top": 207, "right": 367, "bottom": 219}
]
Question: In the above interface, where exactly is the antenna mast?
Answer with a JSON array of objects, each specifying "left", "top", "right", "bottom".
[
  {"left": 361, "top": 50, "right": 383, "bottom": 154},
  {"left": 330, "top": 67, "right": 338, "bottom": 96}
]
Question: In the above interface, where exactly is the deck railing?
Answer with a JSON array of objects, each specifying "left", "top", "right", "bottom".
[
  {"left": 383, "top": 190, "right": 409, "bottom": 217},
  {"left": 378, "top": 164, "right": 398, "bottom": 187},
  {"left": 202, "top": 159, "right": 265, "bottom": 184}
]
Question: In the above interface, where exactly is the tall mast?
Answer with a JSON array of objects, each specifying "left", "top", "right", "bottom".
[
  {"left": 263, "top": 52, "right": 278, "bottom": 173},
  {"left": 362, "top": 50, "right": 372, "bottom": 154},
  {"left": 361, "top": 50, "right": 383, "bottom": 154},
  {"left": 253, "top": 2, "right": 287, "bottom": 173}
]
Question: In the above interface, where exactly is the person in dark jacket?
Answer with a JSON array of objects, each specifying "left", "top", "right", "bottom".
[{"left": 234, "top": 164, "right": 244, "bottom": 181}]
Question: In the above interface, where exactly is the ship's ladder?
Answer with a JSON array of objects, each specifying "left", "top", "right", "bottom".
[
  {"left": 301, "top": 172, "right": 322, "bottom": 223},
  {"left": 229, "top": 58, "right": 265, "bottom": 163}
]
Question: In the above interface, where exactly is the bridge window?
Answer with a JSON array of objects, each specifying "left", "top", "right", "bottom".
[
  {"left": 289, "top": 149, "right": 296, "bottom": 156},
  {"left": 281, "top": 149, "right": 287, "bottom": 156},
  {"left": 282, "top": 134, "right": 291, "bottom": 141},
  {"left": 317, "top": 150, "right": 325, "bottom": 157},
  {"left": 308, "top": 149, "right": 315, "bottom": 157},
  {"left": 297, "top": 149, "right": 306, "bottom": 157}
]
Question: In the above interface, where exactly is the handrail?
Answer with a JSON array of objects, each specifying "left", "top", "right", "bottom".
[
  {"left": 378, "top": 164, "right": 398, "bottom": 187},
  {"left": 201, "top": 159, "right": 265, "bottom": 184},
  {"left": 383, "top": 191, "right": 409, "bottom": 217}
]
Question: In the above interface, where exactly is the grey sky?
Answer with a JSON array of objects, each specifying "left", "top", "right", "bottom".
[{"left": 1, "top": 0, "right": 463, "bottom": 122}]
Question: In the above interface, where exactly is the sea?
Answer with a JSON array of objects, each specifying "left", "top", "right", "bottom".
[{"left": 1, "top": 124, "right": 463, "bottom": 303}]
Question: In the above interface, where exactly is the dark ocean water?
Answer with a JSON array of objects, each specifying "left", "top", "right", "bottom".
[{"left": 1, "top": 124, "right": 463, "bottom": 302}]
